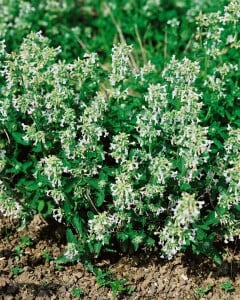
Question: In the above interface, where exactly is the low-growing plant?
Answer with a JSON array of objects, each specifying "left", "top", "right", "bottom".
[
  {"left": 11, "top": 266, "right": 24, "bottom": 277},
  {"left": 72, "top": 286, "right": 83, "bottom": 299},
  {"left": 0, "top": 0, "right": 229, "bottom": 65},
  {"left": 196, "top": 284, "right": 212, "bottom": 298},
  {"left": 0, "top": 0, "right": 239, "bottom": 265},
  {"left": 86, "top": 264, "right": 133, "bottom": 298},
  {"left": 14, "top": 236, "right": 33, "bottom": 257},
  {"left": 220, "top": 280, "right": 235, "bottom": 293},
  {"left": 41, "top": 250, "right": 54, "bottom": 263}
]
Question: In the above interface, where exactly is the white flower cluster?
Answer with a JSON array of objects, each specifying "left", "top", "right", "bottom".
[
  {"left": 149, "top": 154, "right": 172, "bottom": 185},
  {"left": 196, "top": 1, "right": 240, "bottom": 60},
  {"left": 22, "top": 123, "right": 46, "bottom": 145},
  {"left": 163, "top": 56, "right": 200, "bottom": 86},
  {"left": 0, "top": 181, "right": 22, "bottom": 219},
  {"left": 88, "top": 212, "right": 121, "bottom": 244},
  {"left": 217, "top": 128, "right": 240, "bottom": 238},
  {"left": 133, "top": 61, "right": 156, "bottom": 83},
  {"left": 64, "top": 242, "right": 78, "bottom": 260},
  {"left": 157, "top": 193, "right": 202, "bottom": 259},
  {"left": 46, "top": 189, "right": 65, "bottom": 205},
  {"left": 110, "top": 132, "right": 130, "bottom": 163},
  {"left": 111, "top": 172, "right": 140, "bottom": 211},
  {"left": 73, "top": 91, "right": 108, "bottom": 176},
  {"left": 143, "top": 0, "right": 161, "bottom": 16},
  {"left": 109, "top": 43, "right": 133, "bottom": 86},
  {"left": 136, "top": 84, "right": 167, "bottom": 147},
  {"left": 173, "top": 193, "right": 204, "bottom": 226},
  {"left": 0, "top": 0, "right": 238, "bottom": 260},
  {"left": 0, "top": 40, "right": 6, "bottom": 57},
  {"left": 52, "top": 207, "right": 63, "bottom": 223},
  {"left": 36, "top": 155, "right": 69, "bottom": 188},
  {"left": 161, "top": 57, "right": 212, "bottom": 184},
  {"left": 0, "top": 140, "right": 6, "bottom": 173}
]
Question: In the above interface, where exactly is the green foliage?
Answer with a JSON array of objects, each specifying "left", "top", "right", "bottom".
[
  {"left": 220, "top": 280, "right": 235, "bottom": 293},
  {"left": 11, "top": 266, "right": 24, "bottom": 277},
  {"left": 0, "top": 0, "right": 239, "bottom": 264},
  {"left": 14, "top": 236, "right": 33, "bottom": 257},
  {"left": 87, "top": 264, "right": 133, "bottom": 298},
  {"left": 71, "top": 287, "right": 83, "bottom": 299},
  {"left": 196, "top": 284, "right": 212, "bottom": 297},
  {"left": 41, "top": 250, "right": 54, "bottom": 263}
]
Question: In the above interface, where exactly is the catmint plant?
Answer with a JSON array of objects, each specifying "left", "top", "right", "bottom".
[{"left": 0, "top": 1, "right": 239, "bottom": 264}]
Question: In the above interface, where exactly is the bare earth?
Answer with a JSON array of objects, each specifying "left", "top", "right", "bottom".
[{"left": 0, "top": 214, "right": 239, "bottom": 300}]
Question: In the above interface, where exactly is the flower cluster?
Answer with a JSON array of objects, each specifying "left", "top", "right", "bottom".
[
  {"left": 88, "top": 212, "right": 121, "bottom": 245},
  {"left": 64, "top": 242, "right": 79, "bottom": 260},
  {"left": 0, "top": 181, "right": 22, "bottom": 219},
  {"left": 157, "top": 193, "right": 203, "bottom": 259},
  {"left": 217, "top": 128, "right": 240, "bottom": 239},
  {"left": 109, "top": 43, "right": 133, "bottom": 86},
  {"left": 36, "top": 155, "right": 68, "bottom": 188}
]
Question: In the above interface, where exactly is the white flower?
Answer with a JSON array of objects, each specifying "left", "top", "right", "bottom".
[{"left": 64, "top": 243, "right": 78, "bottom": 260}]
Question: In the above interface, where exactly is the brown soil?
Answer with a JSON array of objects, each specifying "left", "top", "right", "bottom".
[{"left": 0, "top": 214, "right": 239, "bottom": 300}]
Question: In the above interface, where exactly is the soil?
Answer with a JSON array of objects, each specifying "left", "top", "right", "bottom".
[{"left": 0, "top": 214, "right": 240, "bottom": 300}]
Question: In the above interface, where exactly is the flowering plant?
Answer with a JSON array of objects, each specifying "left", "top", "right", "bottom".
[{"left": 0, "top": 0, "right": 239, "bottom": 263}]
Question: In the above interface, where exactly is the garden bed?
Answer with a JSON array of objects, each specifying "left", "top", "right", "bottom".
[{"left": 0, "top": 215, "right": 239, "bottom": 299}]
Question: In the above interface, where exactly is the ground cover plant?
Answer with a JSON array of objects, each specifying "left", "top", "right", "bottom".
[{"left": 0, "top": 0, "right": 239, "bottom": 282}]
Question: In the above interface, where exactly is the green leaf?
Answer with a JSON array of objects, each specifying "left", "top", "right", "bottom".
[
  {"left": 117, "top": 232, "right": 129, "bottom": 242},
  {"left": 37, "top": 200, "right": 45, "bottom": 212},
  {"left": 55, "top": 255, "right": 71, "bottom": 265},
  {"left": 213, "top": 254, "right": 222, "bottom": 265},
  {"left": 87, "top": 211, "right": 94, "bottom": 219},
  {"left": 87, "top": 178, "right": 99, "bottom": 189},
  {"left": 32, "top": 143, "right": 43, "bottom": 153},
  {"left": 64, "top": 179, "right": 77, "bottom": 193},
  {"left": 11, "top": 132, "right": 30, "bottom": 145},
  {"left": 63, "top": 200, "right": 72, "bottom": 216},
  {"left": 93, "top": 242, "right": 102, "bottom": 256},
  {"left": 213, "top": 139, "right": 223, "bottom": 149},
  {"left": 66, "top": 228, "right": 77, "bottom": 244},
  {"left": 22, "top": 161, "right": 32, "bottom": 173},
  {"left": 205, "top": 211, "right": 218, "bottom": 226},
  {"left": 42, "top": 201, "right": 54, "bottom": 217},
  {"left": 196, "top": 228, "right": 207, "bottom": 241},
  {"left": 71, "top": 214, "right": 85, "bottom": 236},
  {"left": 146, "top": 237, "right": 155, "bottom": 247},
  {"left": 24, "top": 180, "right": 39, "bottom": 191},
  {"left": 96, "top": 191, "right": 105, "bottom": 207},
  {"left": 180, "top": 183, "right": 191, "bottom": 191},
  {"left": 198, "top": 224, "right": 210, "bottom": 230}
]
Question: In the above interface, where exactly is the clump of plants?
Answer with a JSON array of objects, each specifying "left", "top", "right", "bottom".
[{"left": 0, "top": 0, "right": 239, "bottom": 265}]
